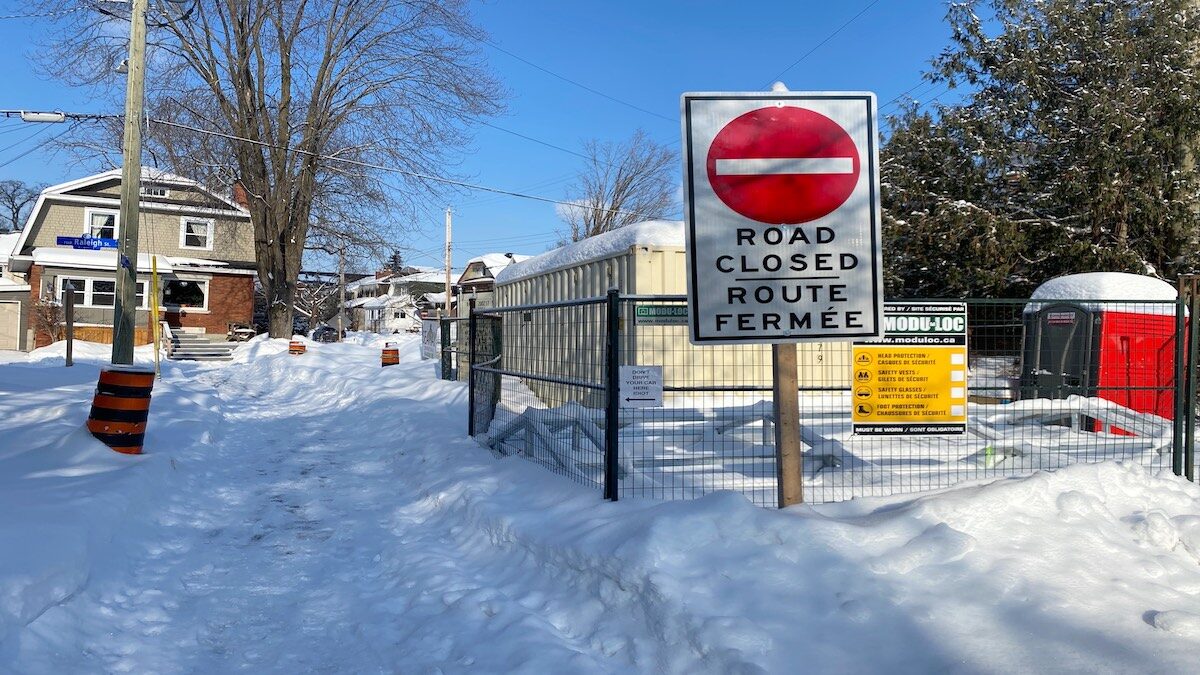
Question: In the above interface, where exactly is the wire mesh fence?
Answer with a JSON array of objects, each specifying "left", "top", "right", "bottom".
[
  {"left": 469, "top": 298, "right": 610, "bottom": 491},
  {"left": 469, "top": 292, "right": 1195, "bottom": 507}
]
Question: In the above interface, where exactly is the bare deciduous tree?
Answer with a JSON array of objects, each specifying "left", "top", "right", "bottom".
[
  {"left": 0, "top": 179, "right": 43, "bottom": 232},
  {"left": 34, "top": 0, "right": 502, "bottom": 336},
  {"left": 557, "top": 129, "right": 677, "bottom": 242}
]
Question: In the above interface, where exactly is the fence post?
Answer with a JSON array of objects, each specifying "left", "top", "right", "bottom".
[
  {"left": 440, "top": 316, "right": 452, "bottom": 380},
  {"left": 64, "top": 283, "right": 75, "bottom": 367},
  {"left": 603, "top": 289, "right": 620, "bottom": 501},
  {"left": 1173, "top": 298, "right": 1186, "bottom": 476},
  {"left": 1182, "top": 276, "right": 1199, "bottom": 481},
  {"left": 467, "top": 299, "right": 477, "bottom": 437}
]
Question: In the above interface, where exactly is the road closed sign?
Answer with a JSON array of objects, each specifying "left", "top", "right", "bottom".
[{"left": 681, "top": 92, "right": 882, "bottom": 344}]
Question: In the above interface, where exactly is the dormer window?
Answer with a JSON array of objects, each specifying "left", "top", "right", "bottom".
[
  {"left": 140, "top": 183, "right": 170, "bottom": 198},
  {"left": 84, "top": 208, "right": 118, "bottom": 240}
]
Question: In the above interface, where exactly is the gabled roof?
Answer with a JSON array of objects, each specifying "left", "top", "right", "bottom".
[
  {"left": 391, "top": 271, "right": 452, "bottom": 285},
  {"left": 10, "top": 167, "right": 250, "bottom": 265},
  {"left": 459, "top": 253, "right": 533, "bottom": 285}
]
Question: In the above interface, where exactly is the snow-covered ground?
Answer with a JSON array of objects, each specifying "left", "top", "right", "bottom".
[{"left": 2, "top": 336, "right": 1200, "bottom": 672}]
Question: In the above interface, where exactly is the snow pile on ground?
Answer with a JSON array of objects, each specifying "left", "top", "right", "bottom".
[
  {"left": 1, "top": 337, "right": 1199, "bottom": 672},
  {"left": 495, "top": 220, "right": 683, "bottom": 285}
]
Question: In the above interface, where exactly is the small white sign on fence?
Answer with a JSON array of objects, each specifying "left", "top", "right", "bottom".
[
  {"left": 620, "top": 366, "right": 664, "bottom": 408},
  {"left": 420, "top": 319, "right": 439, "bottom": 360}
]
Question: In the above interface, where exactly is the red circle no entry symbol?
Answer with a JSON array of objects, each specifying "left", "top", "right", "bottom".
[{"left": 706, "top": 106, "right": 860, "bottom": 224}]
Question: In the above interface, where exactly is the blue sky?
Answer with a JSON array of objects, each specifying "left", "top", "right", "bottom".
[{"left": 0, "top": 1, "right": 956, "bottom": 272}]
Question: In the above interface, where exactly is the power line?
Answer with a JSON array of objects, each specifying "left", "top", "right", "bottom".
[
  {"left": 146, "top": 118, "right": 665, "bottom": 221},
  {"left": 483, "top": 40, "right": 676, "bottom": 124},
  {"left": 0, "top": 7, "right": 86, "bottom": 20},
  {"left": 471, "top": 117, "right": 592, "bottom": 161},
  {"left": 0, "top": 123, "right": 76, "bottom": 170},
  {"left": 764, "top": 0, "right": 884, "bottom": 87}
]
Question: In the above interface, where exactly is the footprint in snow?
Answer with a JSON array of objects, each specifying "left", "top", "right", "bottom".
[
  {"left": 869, "top": 523, "right": 977, "bottom": 575},
  {"left": 1147, "top": 610, "right": 1200, "bottom": 638}
]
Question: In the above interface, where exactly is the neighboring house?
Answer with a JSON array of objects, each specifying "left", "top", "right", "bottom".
[
  {"left": 344, "top": 273, "right": 387, "bottom": 330},
  {"left": 343, "top": 266, "right": 455, "bottom": 333},
  {"left": 2, "top": 168, "right": 257, "bottom": 350},
  {"left": 0, "top": 231, "right": 19, "bottom": 275},
  {"left": 383, "top": 270, "right": 448, "bottom": 331},
  {"left": 455, "top": 252, "right": 531, "bottom": 317}
]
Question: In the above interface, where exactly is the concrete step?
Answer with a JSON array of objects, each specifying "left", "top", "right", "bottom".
[
  {"left": 169, "top": 353, "right": 234, "bottom": 361},
  {"left": 167, "top": 337, "right": 238, "bottom": 362},
  {"left": 170, "top": 343, "right": 234, "bottom": 351}
]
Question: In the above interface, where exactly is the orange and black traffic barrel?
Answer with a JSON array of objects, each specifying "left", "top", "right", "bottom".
[
  {"left": 381, "top": 343, "right": 399, "bottom": 367},
  {"left": 87, "top": 366, "right": 154, "bottom": 455},
  {"left": 289, "top": 340, "right": 306, "bottom": 355}
]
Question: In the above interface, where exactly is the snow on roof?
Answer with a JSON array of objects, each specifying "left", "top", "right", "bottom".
[
  {"left": 1026, "top": 272, "right": 1179, "bottom": 315},
  {"left": 0, "top": 274, "right": 29, "bottom": 290},
  {"left": 29, "top": 247, "right": 240, "bottom": 274},
  {"left": 465, "top": 253, "right": 534, "bottom": 278},
  {"left": 33, "top": 248, "right": 175, "bottom": 273},
  {"left": 495, "top": 220, "right": 683, "bottom": 285},
  {"left": 345, "top": 297, "right": 372, "bottom": 308},
  {"left": 0, "top": 232, "right": 19, "bottom": 260},
  {"left": 423, "top": 291, "right": 450, "bottom": 304},
  {"left": 391, "top": 271, "right": 450, "bottom": 285},
  {"left": 345, "top": 276, "right": 378, "bottom": 291},
  {"left": 362, "top": 295, "right": 392, "bottom": 309}
]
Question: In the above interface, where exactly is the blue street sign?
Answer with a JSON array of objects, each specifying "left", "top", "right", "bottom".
[{"left": 56, "top": 236, "right": 119, "bottom": 250}]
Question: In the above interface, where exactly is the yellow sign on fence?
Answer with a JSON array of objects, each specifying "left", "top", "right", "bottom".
[{"left": 852, "top": 303, "right": 968, "bottom": 435}]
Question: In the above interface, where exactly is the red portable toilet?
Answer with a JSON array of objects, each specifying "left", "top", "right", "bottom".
[{"left": 1019, "top": 272, "right": 1182, "bottom": 420}]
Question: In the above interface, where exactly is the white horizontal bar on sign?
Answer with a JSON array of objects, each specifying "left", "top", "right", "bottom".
[{"left": 714, "top": 157, "right": 854, "bottom": 175}]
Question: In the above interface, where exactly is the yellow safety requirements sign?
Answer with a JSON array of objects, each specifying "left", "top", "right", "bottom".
[{"left": 851, "top": 302, "right": 968, "bottom": 435}]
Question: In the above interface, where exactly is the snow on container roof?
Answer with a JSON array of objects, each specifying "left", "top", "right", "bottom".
[
  {"left": 1025, "top": 272, "right": 1179, "bottom": 315},
  {"left": 495, "top": 220, "right": 683, "bottom": 285}
]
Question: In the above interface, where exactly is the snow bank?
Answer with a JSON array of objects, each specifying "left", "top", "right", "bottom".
[
  {"left": 0, "top": 347, "right": 222, "bottom": 656},
  {"left": 495, "top": 220, "right": 683, "bottom": 285},
  {"left": 5, "top": 335, "right": 1200, "bottom": 671},
  {"left": 1027, "top": 272, "right": 1178, "bottom": 315}
]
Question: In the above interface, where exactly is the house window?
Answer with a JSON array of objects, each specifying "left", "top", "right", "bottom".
[
  {"left": 179, "top": 217, "right": 214, "bottom": 250},
  {"left": 57, "top": 276, "right": 147, "bottom": 309},
  {"left": 162, "top": 279, "right": 208, "bottom": 310},
  {"left": 140, "top": 183, "right": 169, "bottom": 198},
  {"left": 85, "top": 209, "right": 118, "bottom": 239},
  {"left": 393, "top": 311, "right": 406, "bottom": 319}
]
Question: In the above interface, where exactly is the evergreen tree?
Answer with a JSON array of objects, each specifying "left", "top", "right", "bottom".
[
  {"left": 388, "top": 250, "right": 405, "bottom": 276},
  {"left": 883, "top": 0, "right": 1200, "bottom": 296}
]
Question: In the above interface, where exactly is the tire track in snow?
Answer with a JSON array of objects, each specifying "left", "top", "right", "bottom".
[{"left": 14, "top": 344, "right": 700, "bottom": 673}]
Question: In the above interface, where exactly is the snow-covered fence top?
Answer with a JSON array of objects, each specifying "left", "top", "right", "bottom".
[
  {"left": 494, "top": 220, "right": 683, "bottom": 286},
  {"left": 1025, "top": 272, "right": 1179, "bottom": 315}
]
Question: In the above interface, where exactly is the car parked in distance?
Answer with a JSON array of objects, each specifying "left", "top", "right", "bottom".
[{"left": 311, "top": 325, "right": 342, "bottom": 343}]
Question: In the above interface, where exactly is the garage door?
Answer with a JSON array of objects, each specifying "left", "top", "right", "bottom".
[{"left": 0, "top": 302, "right": 20, "bottom": 350}]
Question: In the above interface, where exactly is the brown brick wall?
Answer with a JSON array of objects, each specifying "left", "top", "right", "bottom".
[
  {"left": 165, "top": 273, "right": 254, "bottom": 334},
  {"left": 29, "top": 264, "right": 255, "bottom": 346},
  {"left": 27, "top": 265, "right": 49, "bottom": 349}
]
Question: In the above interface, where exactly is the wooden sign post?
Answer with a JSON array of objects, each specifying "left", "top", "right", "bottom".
[{"left": 772, "top": 344, "right": 803, "bottom": 506}]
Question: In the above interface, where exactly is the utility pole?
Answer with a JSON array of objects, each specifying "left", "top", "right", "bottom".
[
  {"left": 337, "top": 247, "right": 346, "bottom": 339},
  {"left": 444, "top": 207, "right": 453, "bottom": 317},
  {"left": 111, "top": 0, "right": 149, "bottom": 365}
]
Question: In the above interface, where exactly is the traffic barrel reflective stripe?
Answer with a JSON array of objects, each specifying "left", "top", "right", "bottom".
[
  {"left": 97, "top": 370, "right": 155, "bottom": 390},
  {"left": 88, "top": 366, "right": 154, "bottom": 455},
  {"left": 289, "top": 340, "right": 306, "bottom": 355},
  {"left": 381, "top": 347, "right": 399, "bottom": 367}
]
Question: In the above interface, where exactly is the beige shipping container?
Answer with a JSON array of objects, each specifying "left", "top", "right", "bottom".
[{"left": 493, "top": 222, "right": 851, "bottom": 405}]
